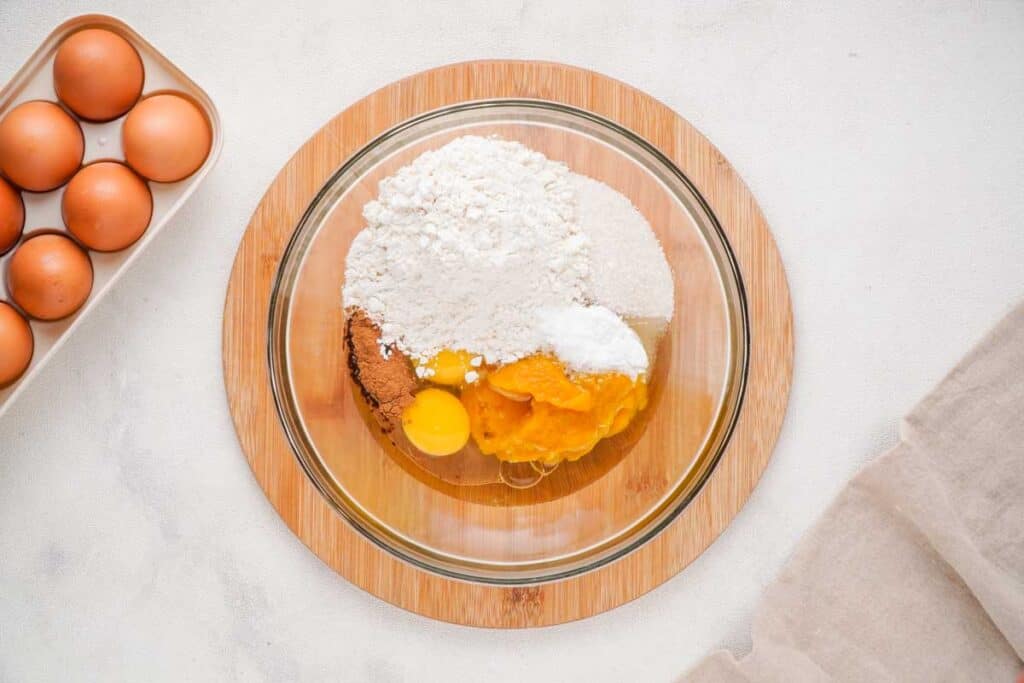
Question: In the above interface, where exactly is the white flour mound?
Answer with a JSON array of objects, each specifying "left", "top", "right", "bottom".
[
  {"left": 344, "top": 135, "right": 676, "bottom": 374},
  {"left": 572, "top": 175, "right": 675, "bottom": 321},
  {"left": 343, "top": 136, "right": 590, "bottom": 365}
]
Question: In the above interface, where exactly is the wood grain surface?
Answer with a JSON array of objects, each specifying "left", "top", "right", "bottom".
[{"left": 223, "top": 61, "right": 793, "bottom": 627}]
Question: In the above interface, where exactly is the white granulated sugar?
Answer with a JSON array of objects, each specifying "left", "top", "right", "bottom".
[
  {"left": 572, "top": 175, "right": 674, "bottom": 321},
  {"left": 537, "top": 304, "right": 648, "bottom": 378},
  {"left": 343, "top": 136, "right": 590, "bottom": 365}
]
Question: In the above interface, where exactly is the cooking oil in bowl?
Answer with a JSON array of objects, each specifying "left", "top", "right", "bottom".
[{"left": 271, "top": 100, "right": 746, "bottom": 583}]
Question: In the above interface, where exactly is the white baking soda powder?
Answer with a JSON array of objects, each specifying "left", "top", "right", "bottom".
[{"left": 536, "top": 304, "right": 649, "bottom": 378}]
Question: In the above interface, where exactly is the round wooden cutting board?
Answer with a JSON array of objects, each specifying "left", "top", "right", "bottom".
[{"left": 223, "top": 61, "right": 793, "bottom": 628}]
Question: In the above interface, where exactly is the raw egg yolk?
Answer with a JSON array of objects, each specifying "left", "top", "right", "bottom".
[
  {"left": 402, "top": 388, "right": 470, "bottom": 456},
  {"left": 421, "top": 349, "right": 475, "bottom": 386}
]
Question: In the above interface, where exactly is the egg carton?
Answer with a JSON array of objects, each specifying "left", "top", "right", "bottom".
[{"left": 0, "top": 14, "right": 222, "bottom": 417}]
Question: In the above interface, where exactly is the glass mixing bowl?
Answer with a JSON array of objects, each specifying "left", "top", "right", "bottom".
[{"left": 268, "top": 100, "right": 748, "bottom": 584}]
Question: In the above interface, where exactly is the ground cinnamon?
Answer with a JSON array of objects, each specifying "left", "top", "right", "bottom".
[{"left": 345, "top": 308, "right": 416, "bottom": 429}]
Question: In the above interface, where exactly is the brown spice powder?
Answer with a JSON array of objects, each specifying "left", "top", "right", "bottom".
[{"left": 345, "top": 308, "right": 416, "bottom": 429}]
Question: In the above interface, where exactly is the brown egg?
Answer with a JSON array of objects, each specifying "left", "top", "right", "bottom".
[
  {"left": 0, "top": 177, "right": 24, "bottom": 254},
  {"left": 122, "top": 94, "right": 211, "bottom": 183},
  {"left": 53, "top": 28, "right": 144, "bottom": 122},
  {"left": 0, "top": 301, "right": 33, "bottom": 387},
  {"left": 8, "top": 233, "right": 93, "bottom": 320},
  {"left": 0, "top": 101, "right": 84, "bottom": 192},
  {"left": 63, "top": 162, "right": 152, "bottom": 252}
]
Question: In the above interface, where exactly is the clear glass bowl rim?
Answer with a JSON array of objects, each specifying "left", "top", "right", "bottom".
[{"left": 267, "top": 98, "right": 751, "bottom": 585}]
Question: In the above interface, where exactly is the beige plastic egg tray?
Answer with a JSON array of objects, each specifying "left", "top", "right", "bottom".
[{"left": 0, "top": 14, "right": 222, "bottom": 417}]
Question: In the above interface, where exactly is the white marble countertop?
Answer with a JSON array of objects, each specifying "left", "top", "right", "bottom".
[{"left": 1, "top": 1, "right": 1022, "bottom": 681}]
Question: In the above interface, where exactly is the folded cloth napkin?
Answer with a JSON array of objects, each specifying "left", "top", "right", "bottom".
[{"left": 683, "top": 302, "right": 1024, "bottom": 682}]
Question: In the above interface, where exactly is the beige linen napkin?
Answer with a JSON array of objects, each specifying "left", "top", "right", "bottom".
[{"left": 683, "top": 302, "right": 1024, "bottom": 682}]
